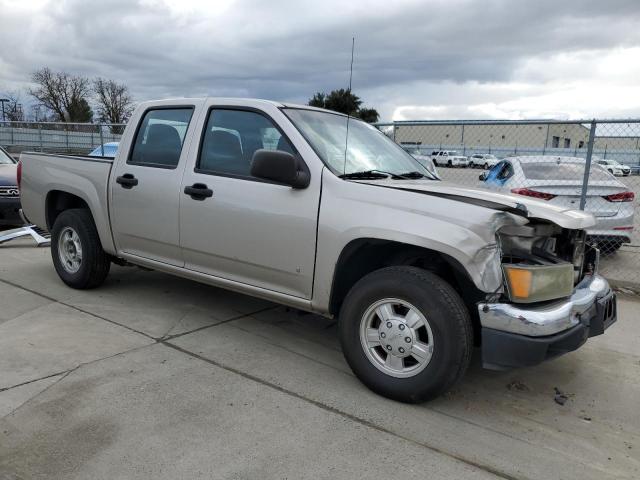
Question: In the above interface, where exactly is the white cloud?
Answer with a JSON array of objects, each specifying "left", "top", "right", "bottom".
[{"left": 1, "top": 0, "right": 640, "bottom": 121}]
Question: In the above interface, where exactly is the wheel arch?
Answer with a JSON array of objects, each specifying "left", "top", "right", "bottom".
[
  {"left": 45, "top": 189, "right": 116, "bottom": 255},
  {"left": 328, "top": 238, "right": 485, "bottom": 343}
]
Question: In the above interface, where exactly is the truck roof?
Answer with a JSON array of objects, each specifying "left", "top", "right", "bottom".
[{"left": 136, "top": 97, "right": 346, "bottom": 116}]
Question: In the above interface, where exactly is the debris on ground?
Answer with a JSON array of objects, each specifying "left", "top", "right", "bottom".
[
  {"left": 554, "top": 387, "right": 570, "bottom": 406},
  {"left": 507, "top": 380, "right": 530, "bottom": 392}
]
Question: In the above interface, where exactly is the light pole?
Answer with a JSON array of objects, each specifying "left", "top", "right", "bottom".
[{"left": 0, "top": 98, "right": 9, "bottom": 122}]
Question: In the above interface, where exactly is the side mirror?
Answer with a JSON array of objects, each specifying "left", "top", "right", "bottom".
[
  {"left": 478, "top": 173, "right": 487, "bottom": 181},
  {"left": 251, "top": 149, "right": 310, "bottom": 189}
]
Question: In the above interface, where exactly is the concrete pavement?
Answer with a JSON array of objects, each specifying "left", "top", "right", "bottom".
[{"left": 0, "top": 239, "right": 639, "bottom": 479}]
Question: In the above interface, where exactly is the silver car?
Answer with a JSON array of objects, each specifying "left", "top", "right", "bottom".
[{"left": 481, "top": 156, "right": 635, "bottom": 252}]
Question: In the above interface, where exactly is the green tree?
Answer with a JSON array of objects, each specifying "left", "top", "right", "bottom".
[
  {"left": 323, "top": 88, "right": 361, "bottom": 116},
  {"left": 67, "top": 97, "right": 93, "bottom": 122},
  {"left": 308, "top": 92, "right": 326, "bottom": 108},
  {"left": 307, "top": 88, "right": 379, "bottom": 123},
  {"left": 356, "top": 107, "right": 379, "bottom": 123}
]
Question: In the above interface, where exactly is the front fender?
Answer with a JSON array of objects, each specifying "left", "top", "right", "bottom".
[{"left": 311, "top": 172, "right": 523, "bottom": 313}]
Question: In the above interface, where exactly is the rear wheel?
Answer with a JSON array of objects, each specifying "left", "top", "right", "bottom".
[
  {"left": 447, "top": 160, "right": 452, "bottom": 167},
  {"left": 484, "top": 162, "right": 489, "bottom": 169},
  {"left": 51, "top": 209, "right": 110, "bottom": 289},
  {"left": 339, "top": 267, "right": 473, "bottom": 403}
]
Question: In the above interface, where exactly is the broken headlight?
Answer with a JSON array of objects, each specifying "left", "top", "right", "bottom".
[{"left": 502, "top": 263, "right": 574, "bottom": 303}]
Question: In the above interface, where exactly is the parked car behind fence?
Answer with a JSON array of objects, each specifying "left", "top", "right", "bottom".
[{"left": 479, "top": 156, "right": 635, "bottom": 254}]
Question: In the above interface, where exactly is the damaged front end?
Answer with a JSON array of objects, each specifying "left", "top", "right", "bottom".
[
  {"left": 497, "top": 222, "right": 598, "bottom": 303},
  {"left": 477, "top": 220, "right": 616, "bottom": 370}
]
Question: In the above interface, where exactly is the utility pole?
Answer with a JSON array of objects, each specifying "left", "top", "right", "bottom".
[{"left": 0, "top": 98, "right": 9, "bottom": 122}]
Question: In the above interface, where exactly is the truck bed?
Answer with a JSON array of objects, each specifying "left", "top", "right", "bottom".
[{"left": 19, "top": 152, "right": 117, "bottom": 254}]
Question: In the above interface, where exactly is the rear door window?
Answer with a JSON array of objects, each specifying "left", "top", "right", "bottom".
[{"left": 129, "top": 108, "right": 194, "bottom": 168}]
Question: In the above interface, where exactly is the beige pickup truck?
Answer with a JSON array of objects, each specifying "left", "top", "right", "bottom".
[{"left": 18, "top": 98, "right": 616, "bottom": 402}]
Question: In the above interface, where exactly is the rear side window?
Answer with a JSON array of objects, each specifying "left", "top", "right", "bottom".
[
  {"left": 197, "top": 109, "right": 295, "bottom": 178},
  {"left": 521, "top": 162, "right": 612, "bottom": 181},
  {"left": 129, "top": 108, "right": 193, "bottom": 168}
]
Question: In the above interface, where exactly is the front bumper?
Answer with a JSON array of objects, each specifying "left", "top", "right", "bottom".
[
  {"left": 478, "top": 274, "right": 616, "bottom": 369},
  {"left": 0, "top": 197, "right": 22, "bottom": 226}
]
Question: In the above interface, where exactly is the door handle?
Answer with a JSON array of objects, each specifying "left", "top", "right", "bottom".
[
  {"left": 184, "top": 183, "right": 213, "bottom": 200},
  {"left": 116, "top": 173, "right": 138, "bottom": 189}
]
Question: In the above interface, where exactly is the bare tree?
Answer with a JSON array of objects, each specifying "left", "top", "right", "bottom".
[
  {"left": 1, "top": 91, "right": 25, "bottom": 121},
  {"left": 29, "top": 67, "right": 92, "bottom": 122},
  {"left": 93, "top": 78, "right": 134, "bottom": 124}
]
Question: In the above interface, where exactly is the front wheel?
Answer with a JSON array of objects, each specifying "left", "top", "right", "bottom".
[
  {"left": 484, "top": 162, "right": 489, "bottom": 169},
  {"left": 51, "top": 209, "right": 111, "bottom": 289},
  {"left": 339, "top": 267, "right": 473, "bottom": 403}
]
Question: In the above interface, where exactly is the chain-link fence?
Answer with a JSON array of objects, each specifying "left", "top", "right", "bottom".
[
  {"left": 0, "top": 121, "right": 125, "bottom": 156},
  {"left": 376, "top": 119, "right": 640, "bottom": 287}
]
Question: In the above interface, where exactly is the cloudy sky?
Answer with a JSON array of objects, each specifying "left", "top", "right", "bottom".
[{"left": 1, "top": 0, "right": 640, "bottom": 121}]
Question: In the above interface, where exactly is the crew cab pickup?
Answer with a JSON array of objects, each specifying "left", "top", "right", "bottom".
[{"left": 18, "top": 98, "right": 616, "bottom": 403}]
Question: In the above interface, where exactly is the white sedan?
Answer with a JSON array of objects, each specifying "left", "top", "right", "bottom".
[
  {"left": 595, "top": 158, "right": 631, "bottom": 177},
  {"left": 480, "top": 156, "right": 635, "bottom": 253}
]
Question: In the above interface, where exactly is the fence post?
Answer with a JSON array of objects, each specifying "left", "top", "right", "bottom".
[
  {"left": 38, "top": 124, "right": 43, "bottom": 151},
  {"left": 543, "top": 124, "right": 549, "bottom": 155},
  {"left": 579, "top": 120, "right": 597, "bottom": 211},
  {"left": 99, "top": 125, "right": 104, "bottom": 156},
  {"left": 65, "top": 124, "right": 69, "bottom": 152}
]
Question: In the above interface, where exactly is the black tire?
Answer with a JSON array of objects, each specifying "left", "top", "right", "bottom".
[
  {"left": 484, "top": 162, "right": 489, "bottom": 169},
  {"left": 447, "top": 160, "right": 452, "bottom": 167},
  {"left": 339, "top": 266, "right": 473, "bottom": 403},
  {"left": 51, "top": 209, "right": 111, "bottom": 289}
]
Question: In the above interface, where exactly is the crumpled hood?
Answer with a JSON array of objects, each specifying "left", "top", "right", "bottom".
[{"left": 358, "top": 179, "right": 596, "bottom": 230}]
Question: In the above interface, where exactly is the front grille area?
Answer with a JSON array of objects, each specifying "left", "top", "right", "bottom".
[{"left": 0, "top": 186, "right": 19, "bottom": 197}]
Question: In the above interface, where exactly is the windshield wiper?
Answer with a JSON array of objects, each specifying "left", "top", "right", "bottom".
[
  {"left": 397, "top": 171, "right": 426, "bottom": 179},
  {"left": 339, "top": 170, "right": 405, "bottom": 180}
]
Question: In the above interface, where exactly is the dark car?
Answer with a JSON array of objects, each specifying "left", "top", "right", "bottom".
[{"left": 0, "top": 147, "right": 22, "bottom": 227}]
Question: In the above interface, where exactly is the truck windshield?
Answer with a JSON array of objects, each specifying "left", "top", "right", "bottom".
[{"left": 284, "top": 108, "right": 435, "bottom": 179}]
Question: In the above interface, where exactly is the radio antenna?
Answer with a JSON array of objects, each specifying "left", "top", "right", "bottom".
[
  {"left": 343, "top": 37, "right": 355, "bottom": 175},
  {"left": 348, "top": 36, "right": 355, "bottom": 91}
]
